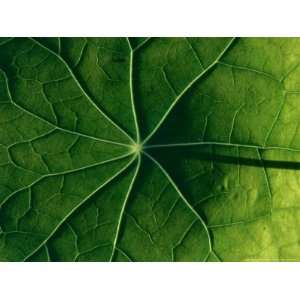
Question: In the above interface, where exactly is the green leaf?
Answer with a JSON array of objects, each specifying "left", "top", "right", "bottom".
[{"left": 1, "top": 37, "right": 300, "bottom": 261}]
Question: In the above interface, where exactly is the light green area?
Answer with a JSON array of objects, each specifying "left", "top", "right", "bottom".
[{"left": 1, "top": 37, "right": 300, "bottom": 261}]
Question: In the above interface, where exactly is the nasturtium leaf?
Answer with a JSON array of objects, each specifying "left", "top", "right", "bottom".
[{"left": 1, "top": 37, "right": 300, "bottom": 261}]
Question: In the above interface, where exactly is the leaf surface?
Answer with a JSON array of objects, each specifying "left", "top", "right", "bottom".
[{"left": 1, "top": 37, "right": 300, "bottom": 261}]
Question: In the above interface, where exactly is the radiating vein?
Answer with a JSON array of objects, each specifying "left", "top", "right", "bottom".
[
  {"left": 23, "top": 154, "right": 137, "bottom": 262},
  {"left": 0, "top": 152, "right": 134, "bottom": 210},
  {"left": 110, "top": 154, "right": 141, "bottom": 261},
  {"left": 0, "top": 69, "right": 130, "bottom": 148},
  {"left": 142, "top": 37, "right": 236, "bottom": 145},
  {"left": 126, "top": 37, "right": 141, "bottom": 143},
  {"left": 143, "top": 151, "right": 212, "bottom": 259},
  {"left": 29, "top": 37, "right": 135, "bottom": 144},
  {"left": 144, "top": 141, "right": 300, "bottom": 153}
]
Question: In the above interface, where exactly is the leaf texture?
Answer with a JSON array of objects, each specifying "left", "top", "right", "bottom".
[{"left": 1, "top": 37, "right": 300, "bottom": 261}]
